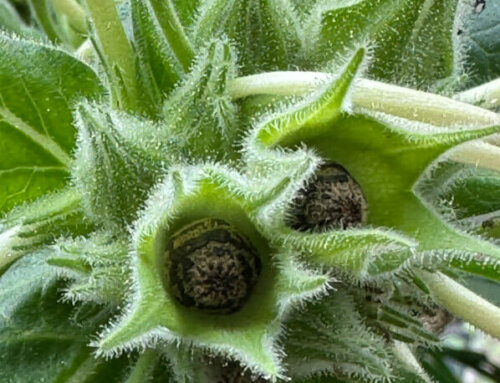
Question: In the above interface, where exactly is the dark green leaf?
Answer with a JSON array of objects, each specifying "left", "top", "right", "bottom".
[
  {"left": 306, "top": 0, "right": 460, "bottom": 90},
  {"left": 0, "top": 251, "right": 136, "bottom": 382},
  {"left": 446, "top": 168, "right": 500, "bottom": 219},
  {"left": 0, "top": 34, "right": 103, "bottom": 214},
  {"left": 461, "top": 0, "right": 500, "bottom": 87}
]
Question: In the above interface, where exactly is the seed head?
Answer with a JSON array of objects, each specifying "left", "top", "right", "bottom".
[
  {"left": 288, "top": 163, "right": 368, "bottom": 231},
  {"left": 167, "top": 219, "right": 261, "bottom": 314}
]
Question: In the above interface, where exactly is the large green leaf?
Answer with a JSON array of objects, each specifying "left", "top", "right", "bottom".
[
  {"left": 0, "top": 251, "right": 147, "bottom": 382},
  {"left": 0, "top": 252, "right": 98, "bottom": 381},
  {"left": 305, "top": 0, "right": 460, "bottom": 90},
  {"left": 0, "top": 34, "right": 103, "bottom": 214},
  {"left": 461, "top": 0, "right": 500, "bottom": 87}
]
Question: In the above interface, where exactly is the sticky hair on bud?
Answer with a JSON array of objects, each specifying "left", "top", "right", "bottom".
[
  {"left": 287, "top": 162, "right": 368, "bottom": 231},
  {"left": 166, "top": 219, "right": 261, "bottom": 314}
]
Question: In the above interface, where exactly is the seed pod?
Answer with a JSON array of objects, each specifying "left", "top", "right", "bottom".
[
  {"left": 166, "top": 219, "right": 261, "bottom": 314},
  {"left": 287, "top": 162, "right": 368, "bottom": 231}
]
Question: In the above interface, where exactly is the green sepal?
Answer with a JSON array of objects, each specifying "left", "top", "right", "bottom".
[
  {"left": 95, "top": 164, "right": 330, "bottom": 381},
  {"left": 0, "top": 33, "right": 104, "bottom": 214},
  {"left": 47, "top": 233, "right": 130, "bottom": 305},
  {"left": 253, "top": 47, "right": 366, "bottom": 148},
  {"left": 0, "top": 188, "right": 93, "bottom": 271},
  {"left": 192, "top": 0, "right": 302, "bottom": 75},
  {"left": 72, "top": 102, "right": 164, "bottom": 228},
  {"left": 131, "top": 0, "right": 184, "bottom": 116},
  {"left": 160, "top": 37, "right": 241, "bottom": 161},
  {"left": 278, "top": 227, "right": 416, "bottom": 278},
  {"left": 303, "top": 0, "right": 461, "bottom": 90},
  {"left": 246, "top": 44, "right": 500, "bottom": 273}
]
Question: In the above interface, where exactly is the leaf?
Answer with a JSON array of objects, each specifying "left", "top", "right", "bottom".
[
  {"left": 0, "top": 250, "right": 151, "bottom": 382},
  {"left": 0, "top": 34, "right": 103, "bottom": 214},
  {"left": 284, "top": 291, "right": 395, "bottom": 382},
  {"left": 461, "top": 0, "right": 500, "bottom": 87},
  {"left": 193, "top": 0, "right": 302, "bottom": 74},
  {"left": 464, "top": 275, "right": 500, "bottom": 306},
  {"left": 305, "top": 0, "right": 461, "bottom": 90},
  {"left": 445, "top": 167, "right": 500, "bottom": 219}
]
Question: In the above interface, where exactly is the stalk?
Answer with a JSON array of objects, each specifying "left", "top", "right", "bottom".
[
  {"left": 455, "top": 78, "right": 500, "bottom": 110},
  {"left": 419, "top": 271, "right": 500, "bottom": 339},
  {"left": 84, "top": 0, "right": 139, "bottom": 111},
  {"left": 448, "top": 141, "right": 500, "bottom": 172},
  {"left": 228, "top": 72, "right": 500, "bottom": 128}
]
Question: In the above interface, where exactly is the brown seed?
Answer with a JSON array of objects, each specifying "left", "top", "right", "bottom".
[
  {"left": 288, "top": 162, "right": 367, "bottom": 231},
  {"left": 167, "top": 219, "right": 261, "bottom": 314}
]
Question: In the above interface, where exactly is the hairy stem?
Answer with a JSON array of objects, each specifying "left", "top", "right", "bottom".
[
  {"left": 52, "top": 0, "right": 87, "bottom": 34},
  {"left": 393, "top": 341, "right": 432, "bottom": 383},
  {"left": 228, "top": 72, "right": 500, "bottom": 128},
  {"left": 448, "top": 141, "right": 500, "bottom": 172},
  {"left": 455, "top": 78, "right": 500, "bottom": 111},
  {"left": 419, "top": 271, "right": 500, "bottom": 339},
  {"left": 84, "top": 0, "right": 138, "bottom": 111}
]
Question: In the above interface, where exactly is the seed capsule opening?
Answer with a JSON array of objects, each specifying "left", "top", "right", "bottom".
[
  {"left": 287, "top": 162, "right": 368, "bottom": 232},
  {"left": 166, "top": 219, "right": 261, "bottom": 314}
]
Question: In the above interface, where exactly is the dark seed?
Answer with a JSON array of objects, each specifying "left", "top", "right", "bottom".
[
  {"left": 209, "top": 359, "right": 267, "bottom": 383},
  {"left": 287, "top": 162, "right": 367, "bottom": 231},
  {"left": 167, "top": 219, "right": 261, "bottom": 314}
]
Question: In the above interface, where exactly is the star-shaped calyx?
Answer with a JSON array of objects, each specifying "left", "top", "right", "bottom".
[
  {"left": 244, "top": 47, "right": 500, "bottom": 280},
  {"left": 94, "top": 164, "right": 329, "bottom": 381}
]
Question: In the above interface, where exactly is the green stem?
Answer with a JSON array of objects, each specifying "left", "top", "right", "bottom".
[
  {"left": 84, "top": 0, "right": 138, "bottom": 111},
  {"left": 419, "top": 271, "right": 500, "bottom": 339},
  {"left": 149, "top": 0, "right": 195, "bottom": 71},
  {"left": 52, "top": 0, "right": 87, "bottom": 34},
  {"left": 228, "top": 72, "right": 500, "bottom": 128}
]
